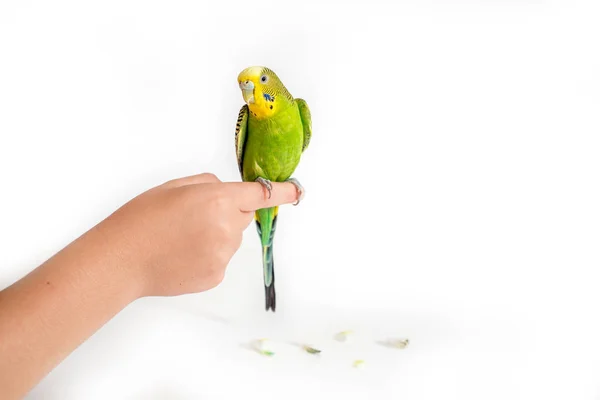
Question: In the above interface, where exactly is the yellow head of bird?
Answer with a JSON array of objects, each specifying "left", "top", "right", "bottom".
[{"left": 237, "top": 66, "right": 293, "bottom": 119}]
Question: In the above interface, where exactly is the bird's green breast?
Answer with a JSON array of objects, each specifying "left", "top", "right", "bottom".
[{"left": 242, "top": 103, "right": 304, "bottom": 182}]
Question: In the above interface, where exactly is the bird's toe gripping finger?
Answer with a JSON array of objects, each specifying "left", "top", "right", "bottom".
[
  {"left": 286, "top": 178, "right": 305, "bottom": 206},
  {"left": 255, "top": 177, "right": 273, "bottom": 199}
]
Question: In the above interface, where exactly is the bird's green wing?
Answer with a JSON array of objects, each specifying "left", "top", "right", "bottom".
[
  {"left": 295, "top": 98, "right": 312, "bottom": 152},
  {"left": 235, "top": 104, "right": 249, "bottom": 176}
]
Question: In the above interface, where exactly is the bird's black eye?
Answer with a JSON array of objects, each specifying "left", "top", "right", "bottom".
[{"left": 260, "top": 75, "right": 268, "bottom": 83}]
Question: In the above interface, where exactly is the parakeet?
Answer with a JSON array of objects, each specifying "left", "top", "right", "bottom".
[{"left": 235, "top": 66, "right": 312, "bottom": 312}]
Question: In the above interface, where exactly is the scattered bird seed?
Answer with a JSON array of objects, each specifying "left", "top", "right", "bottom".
[
  {"left": 303, "top": 345, "right": 321, "bottom": 354},
  {"left": 334, "top": 330, "right": 353, "bottom": 342},
  {"left": 390, "top": 338, "right": 409, "bottom": 349},
  {"left": 255, "top": 339, "right": 275, "bottom": 356}
]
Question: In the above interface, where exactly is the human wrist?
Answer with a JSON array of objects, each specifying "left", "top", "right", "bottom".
[{"left": 82, "top": 215, "right": 147, "bottom": 304}]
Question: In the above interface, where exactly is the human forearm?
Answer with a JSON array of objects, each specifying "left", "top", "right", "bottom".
[{"left": 0, "top": 222, "right": 141, "bottom": 399}]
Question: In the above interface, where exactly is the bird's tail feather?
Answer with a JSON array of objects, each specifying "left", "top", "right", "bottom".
[{"left": 255, "top": 206, "right": 278, "bottom": 312}]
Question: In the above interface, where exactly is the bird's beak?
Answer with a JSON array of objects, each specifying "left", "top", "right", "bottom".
[{"left": 239, "top": 80, "right": 255, "bottom": 104}]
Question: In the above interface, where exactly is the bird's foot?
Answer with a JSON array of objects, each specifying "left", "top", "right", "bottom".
[
  {"left": 255, "top": 177, "right": 273, "bottom": 199},
  {"left": 285, "top": 178, "right": 305, "bottom": 206}
]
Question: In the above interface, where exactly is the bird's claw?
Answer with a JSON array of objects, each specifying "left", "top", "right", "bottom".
[
  {"left": 286, "top": 178, "right": 305, "bottom": 206},
  {"left": 255, "top": 177, "right": 272, "bottom": 199}
]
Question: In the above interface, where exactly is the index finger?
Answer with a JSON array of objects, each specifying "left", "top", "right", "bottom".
[{"left": 226, "top": 181, "right": 300, "bottom": 212}]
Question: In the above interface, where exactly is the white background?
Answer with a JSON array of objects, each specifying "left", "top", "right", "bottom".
[{"left": 1, "top": 0, "right": 599, "bottom": 398}]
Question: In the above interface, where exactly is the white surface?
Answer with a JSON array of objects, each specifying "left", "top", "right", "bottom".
[{"left": 1, "top": 0, "right": 599, "bottom": 399}]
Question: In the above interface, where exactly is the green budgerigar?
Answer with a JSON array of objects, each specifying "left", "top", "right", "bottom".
[{"left": 235, "top": 66, "right": 312, "bottom": 312}]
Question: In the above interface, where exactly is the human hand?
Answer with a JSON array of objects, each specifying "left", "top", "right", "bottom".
[
  {"left": 0, "top": 172, "right": 301, "bottom": 397},
  {"left": 97, "top": 173, "right": 300, "bottom": 298}
]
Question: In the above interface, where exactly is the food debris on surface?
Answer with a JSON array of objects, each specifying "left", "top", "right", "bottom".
[
  {"left": 247, "top": 332, "right": 408, "bottom": 363},
  {"left": 302, "top": 345, "right": 321, "bottom": 354},
  {"left": 389, "top": 338, "right": 409, "bottom": 349},
  {"left": 334, "top": 330, "right": 353, "bottom": 342},
  {"left": 254, "top": 338, "right": 275, "bottom": 356}
]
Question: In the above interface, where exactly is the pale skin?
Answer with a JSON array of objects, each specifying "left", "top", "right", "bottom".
[{"left": 0, "top": 172, "right": 300, "bottom": 400}]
